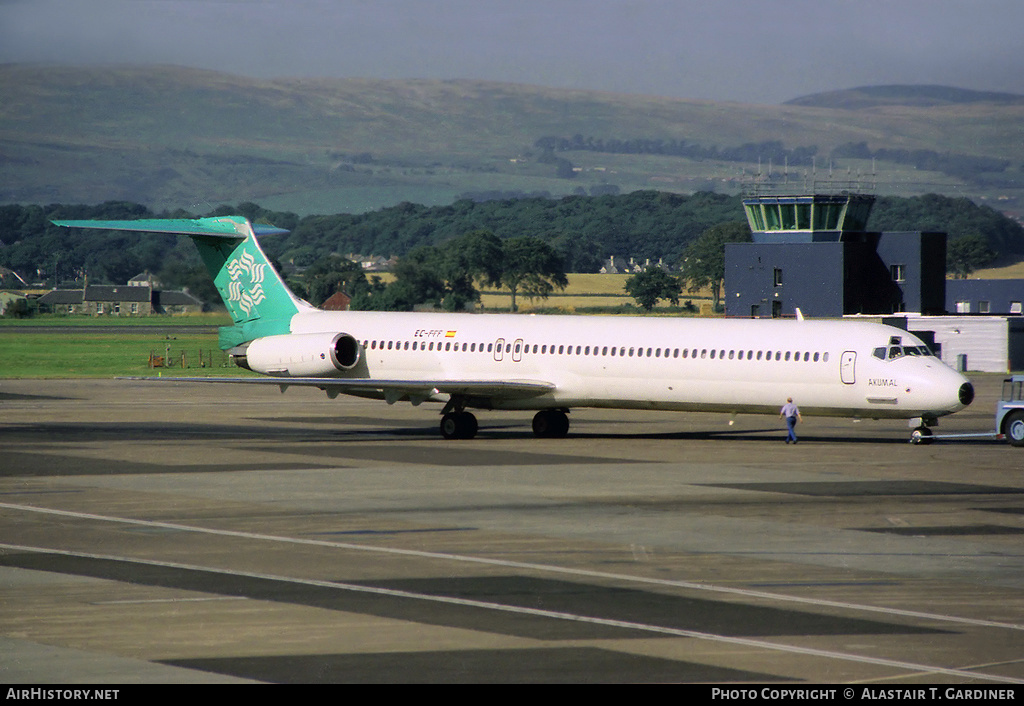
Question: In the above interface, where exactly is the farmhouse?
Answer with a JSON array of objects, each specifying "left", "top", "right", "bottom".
[{"left": 38, "top": 281, "right": 202, "bottom": 316}]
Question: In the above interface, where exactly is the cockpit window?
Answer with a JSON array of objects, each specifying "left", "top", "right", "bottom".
[{"left": 876, "top": 343, "right": 935, "bottom": 361}]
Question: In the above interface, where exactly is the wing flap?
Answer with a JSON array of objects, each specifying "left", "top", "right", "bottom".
[{"left": 122, "top": 376, "right": 555, "bottom": 400}]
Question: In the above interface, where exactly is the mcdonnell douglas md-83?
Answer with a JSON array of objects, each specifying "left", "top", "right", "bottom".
[{"left": 54, "top": 216, "right": 974, "bottom": 441}]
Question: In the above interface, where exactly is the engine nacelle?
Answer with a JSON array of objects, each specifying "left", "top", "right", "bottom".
[{"left": 231, "top": 332, "right": 360, "bottom": 377}]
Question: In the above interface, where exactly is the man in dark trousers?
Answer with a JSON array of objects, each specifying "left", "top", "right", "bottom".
[{"left": 780, "top": 397, "right": 801, "bottom": 444}]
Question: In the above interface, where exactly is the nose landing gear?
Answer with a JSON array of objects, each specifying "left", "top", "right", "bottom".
[{"left": 910, "top": 426, "right": 934, "bottom": 445}]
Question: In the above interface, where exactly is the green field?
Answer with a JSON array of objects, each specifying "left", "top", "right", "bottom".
[
  {"left": 0, "top": 328, "right": 252, "bottom": 379},
  {"left": 0, "top": 313, "right": 233, "bottom": 328}
]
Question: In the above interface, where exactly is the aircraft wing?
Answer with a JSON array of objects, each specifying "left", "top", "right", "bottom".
[{"left": 125, "top": 376, "right": 555, "bottom": 404}]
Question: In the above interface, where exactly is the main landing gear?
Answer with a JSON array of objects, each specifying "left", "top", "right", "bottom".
[
  {"left": 532, "top": 409, "right": 569, "bottom": 438},
  {"left": 440, "top": 411, "right": 478, "bottom": 440},
  {"left": 438, "top": 405, "right": 570, "bottom": 440}
]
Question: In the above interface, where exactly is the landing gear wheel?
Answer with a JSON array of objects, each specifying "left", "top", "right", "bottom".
[
  {"left": 532, "top": 410, "right": 569, "bottom": 438},
  {"left": 910, "top": 426, "right": 934, "bottom": 445},
  {"left": 440, "top": 411, "right": 478, "bottom": 440},
  {"left": 1004, "top": 411, "right": 1024, "bottom": 448}
]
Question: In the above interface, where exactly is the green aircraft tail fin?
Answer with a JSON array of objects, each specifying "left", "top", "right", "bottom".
[{"left": 52, "top": 216, "right": 312, "bottom": 348}]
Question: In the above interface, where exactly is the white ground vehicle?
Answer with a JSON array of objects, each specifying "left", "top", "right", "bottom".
[{"left": 997, "top": 375, "right": 1024, "bottom": 447}]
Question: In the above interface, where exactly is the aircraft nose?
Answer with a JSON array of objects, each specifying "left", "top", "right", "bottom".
[{"left": 959, "top": 382, "right": 975, "bottom": 407}]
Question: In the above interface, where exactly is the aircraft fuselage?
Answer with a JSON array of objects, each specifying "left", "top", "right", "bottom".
[{"left": 281, "top": 309, "right": 971, "bottom": 421}]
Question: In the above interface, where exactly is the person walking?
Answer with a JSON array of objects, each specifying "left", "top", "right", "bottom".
[{"left": 780, "top": 397, "right": 801, "bottom": 444}]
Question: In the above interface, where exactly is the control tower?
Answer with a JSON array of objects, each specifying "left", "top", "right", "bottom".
[
  {"left": 727, "top": 191, "right": 946, "bottom": 318},
  {"left": 742, "top": 193, "right": 875, "bottom": 242}
]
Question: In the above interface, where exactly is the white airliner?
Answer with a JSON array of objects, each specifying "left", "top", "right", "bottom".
[{"left": 53, "top": 216, "right": 974, "bottom": 440}]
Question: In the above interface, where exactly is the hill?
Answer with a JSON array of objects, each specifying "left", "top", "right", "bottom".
[
  {"left": 1, "top": 65, "right": 1022, "bottom": 215},
  {"left": 785, "top": 85, "right": 1024, "bottom": 109}
]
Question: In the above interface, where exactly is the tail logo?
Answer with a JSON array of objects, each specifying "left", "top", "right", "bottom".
[{"left": 225, "top": 249, "right": 267, "bottom": 316}]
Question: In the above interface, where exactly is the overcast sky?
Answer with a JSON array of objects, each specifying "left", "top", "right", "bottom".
[{"left": 2, "top": 0, "right": 1022, "bottom": 104}]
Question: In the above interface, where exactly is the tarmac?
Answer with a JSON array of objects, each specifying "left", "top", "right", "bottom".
[{"left": 1, "top": 375, "right": 1022, "bottom": 684}]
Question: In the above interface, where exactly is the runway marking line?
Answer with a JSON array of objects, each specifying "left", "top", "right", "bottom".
[
  {"left": 2, "top": 501, "right": 1024, "bottom": 684},
  {"left": 2, "top": 541, "right": 1022, "bottom": 683},
  {"left": 1, "top": 501, "right": 1020, "bottom": 633}
]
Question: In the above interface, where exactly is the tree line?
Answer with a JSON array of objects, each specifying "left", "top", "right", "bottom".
[
  {"left": 536, "top": 135, "right": 820, "bottom": 167},
  {"left": 830, "top": 142, "right": 1011, "bottom": 183},
  {"left": 295, "top": 231, "right": 567, "bottom": 312},
  {"left": 1, "top": 191, "right": 1020, "bottom": 308}
]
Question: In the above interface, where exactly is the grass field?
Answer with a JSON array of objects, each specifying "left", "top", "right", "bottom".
[
  {"left": 480, "top": 273, "right": 713, "bottom": 312},
  {"left": 0, "top": 313, "right": 233, "bottom": 328},
  {"left": 971, "top": 258, "right": 1024, "bottom": 279},
  {"left": 0, "top": 330, "right": 251, "bottom": 379}
]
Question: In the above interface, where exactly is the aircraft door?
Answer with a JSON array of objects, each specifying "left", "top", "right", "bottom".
[
  {"left": 512, "top": 338, "right": 524, "bottom": 362},
  {"left": 840, "top": 351, "right": 856, "bottom": 384},
  {"left": 493, "top": 338, "right": 505, "bottom": 362}
]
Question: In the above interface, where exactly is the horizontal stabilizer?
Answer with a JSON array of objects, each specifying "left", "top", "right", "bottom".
[{"left": 52, "top": 216, "right": 289, "bottom": 238}]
